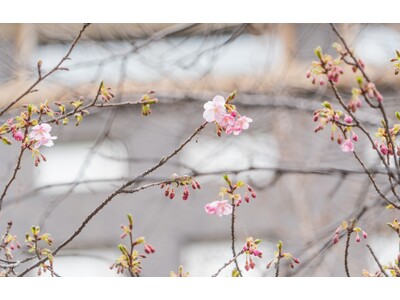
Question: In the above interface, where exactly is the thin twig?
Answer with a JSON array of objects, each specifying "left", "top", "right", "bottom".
[
  {"left": 366, "top": 244, "right": 389, "bottom": 277},
  {"left": 344, "top": 229, "right": 351, "bottom": 277},
  {"left": 212, "top": 250, "right": 245, "bottom": 277},
  {"left": 275, "top": 257, "right": 281, "bottom": 277},
  {"left": 0, "top": 24, "right": 90, "bottom": 117},
  {"left": 0, "top": 127, "right": 28, "bottom": 211},
  {"left": 230, "top": 204, "right": 243, "bottom": 277}
]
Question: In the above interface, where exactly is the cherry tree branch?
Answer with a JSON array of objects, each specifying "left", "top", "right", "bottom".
[
  {"left": 366, "top": 244, "right": 389, "bottom": 277},
  {"left": 0, "top": 126, "right": 29, "bottom": 211},
  {"left": 330, "top": 23, "right": 400, "bottom": 182},
  {"left": 212, "top": 249, "right": 245, "bottom": 277},
  {"left": 0, "top": 24, "right": 90, "bottom": 118},
  {"left": 17, "top": 122, "right": 207, "bottom": 276}
]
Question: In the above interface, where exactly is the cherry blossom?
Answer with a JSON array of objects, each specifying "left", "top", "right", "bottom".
[
  {"left": 204, "top": 200, "right": 233, "bottom": 217},
  {"left": 29, "top": 123, "right": 57, "bottom": 149},
  {"left": 13, "top": 130, "right": 24, "bottom": 141},
  {"left": 203, "top": 95, "right": 226, "bottom": 123},
  {"left": 226, "top": 116, "right": 253, "bottom": 135},
  {"left": 341, "top": 139, "right": 354, "bottom": 152}
]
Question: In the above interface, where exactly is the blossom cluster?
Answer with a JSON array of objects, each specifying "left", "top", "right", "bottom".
[
  {"left": 204, "top": 175, "right": 256, "bottom": 217},
  {"left": 332, "top": 220, "right": 368, "bottom": 244},
  {"left": 161, "top": 174, "right": 201, "bottom": 201},
  {"left": 242, "top": 237, "right": 262, "bottom": 271},
  {"left": 313, "top": 101, "right": 358, "bottom": 153},
  {"left": 306, "top": 46, "right": 344, "bottom": 86},
  {"left": 0, "top": 221, "right": 21, "bottom": 261},
  {"left": 374, "top": 121, "right": 400, "bottom": 156},
  {"left": 111, "top": 214, "right": 155, "bottom": 276},
  {"left": 25, "top": 225, "right": 54, "bottom": 276},
  {"left": 203, "top": 92, "right": 252, "bottom": 136},
  {"left": 266, "top": 240, "right": 300, "bottom": 271}
]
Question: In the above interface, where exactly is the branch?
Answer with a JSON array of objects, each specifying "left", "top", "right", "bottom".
[
  {"left": 18, "top": 122, "right": 207, "bottom": 276},
  {"left": 211, "top": 249, "right": 245, "bottom": 277},
  {"left": 230, "top": 204, "right": 242, "bottom": 277},
  {"left": 344, "top": 229, "right": 351, "bottom": 277},
  {"left": 0, "top": 24, "right": 90, "bottom": 117},
  {"left": 330, "top": 23, "right": 400, "bottom": 182},
  {"left": 366, "top": 244, "right": 389, "bottom": 277},
  {"left": 0, "top": 126, "right": 29, "bottom": 211}
]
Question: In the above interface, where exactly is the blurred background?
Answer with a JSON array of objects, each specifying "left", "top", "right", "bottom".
[{"left": 0, "top": 23, "right": 399, "bottom": 276}]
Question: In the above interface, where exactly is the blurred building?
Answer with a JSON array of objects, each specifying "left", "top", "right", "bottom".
[{"left": 0, "top": 24, "right": 399, "bottom": 276}]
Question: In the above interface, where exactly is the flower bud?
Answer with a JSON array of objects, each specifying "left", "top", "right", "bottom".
[
  {"left": 333, "top": 234, "right": 339, "bottom": 244},
  {"left": 355, "top": 233, "right": 361, "bottom": 243},
  {"left": 344, "top": 115, "right": 353, "bottom": 124},
  {"left": 169, "top": 188, "right": 175, "bottom": 199},
  {"left": 164, "top": 186, "right": 170, "bottom": 197}
]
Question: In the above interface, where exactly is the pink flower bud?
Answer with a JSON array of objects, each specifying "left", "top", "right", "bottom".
[
  {"left": 319, "top": 80, "right": 325, "bottom": 86},
  {"left": 333, "top": 234, "right": 339, "bottom": 244},
  {"left": 380, "top": 143, "right": 388, "bottom": 155},
  {"left": 344, "top": 115, "right": 353, "bottom": 124},
  {"left": 352, "top": 132, "right": 358, "bottom": 142},
  {"left": 362, "top": 231, "right": 368, "bottom": 239},
  {"left": 144, "top": 243, "right": 156, "bottom": 254},
  {"left": 251, "top": 192, "right": 257, "bottom": 199},
  {"left": 337, "top": 134, "right": 343, "bottom": 145},
  {"left": 313, "top": 115, "right": 319, "bottom": 122},
  {"left": 244, "top": 194, "right": 250, "bottom": 203},
  {"left": 245, "top": 260, "right": 250, "bottom": 271},
  {"left": 249, "top": 258, "right": 255, "bottom": 269},
  {"left": 355, "top": 233, "right": 361, "bottom": 243},
  {"left": 306, "top": 70, "right": 311, "bottom": 78},
  {"left": 253, "top": 249, "right": 263, "bottom": 258},
  {"left": 293, "top": 257, "right": 300, "bottom": 264},
  {"left": 169, "top": 188, "right": 175, "bottom": 199},
  {"left": 164, "top": 187, "right": 170, "bottom": 197},
  {"left": 243, "top": 245, "right": 249, "bottom": 252},
  {"left": 13, "top": 130, "right": 24, "bottom": 141}
]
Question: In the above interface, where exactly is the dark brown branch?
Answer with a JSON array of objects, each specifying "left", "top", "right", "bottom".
[
  {"left": 230, "top": 204, "right": 242, "bottom": 277},
  {"left": 344, "top": 229, "right": 351, "bottom": 277},
  {"left": 0, "top": 126, "right": 29, "bottom": 211},
  {"left": 212, "top": 250, "right": 245, "bottom": 277},
  {"left": 0, "top": 24, "right": 90, "bottom": 117},
  {"left": 366, "top": 244, "right": 389, "bottom": 277}
]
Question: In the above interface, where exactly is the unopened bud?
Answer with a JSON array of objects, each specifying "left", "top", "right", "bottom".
[{"left": 169, "top": 188, "right": 175, "bottom": 199}]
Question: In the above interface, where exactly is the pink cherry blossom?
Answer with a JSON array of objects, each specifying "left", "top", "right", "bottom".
[
  {"left": 219, "top": 113, "right": 235, "bottom": 129},
  {"left": 203, "top": 95, "right": 226, "bottom": 123},
  {"left": 29, "top": 123, "right": 57, "bottom": 149},
  {"left": 13, "top": 130, "right": 24, "bottom": 141},
  {"left": 226, "top": 116, "right": 253, "bottom": 135},
  {"left": 341, "top": 139, "right": 354, "bottom": 152},
  {"left": 204, "top": 200, "right": 233, "bottom": 217}
]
